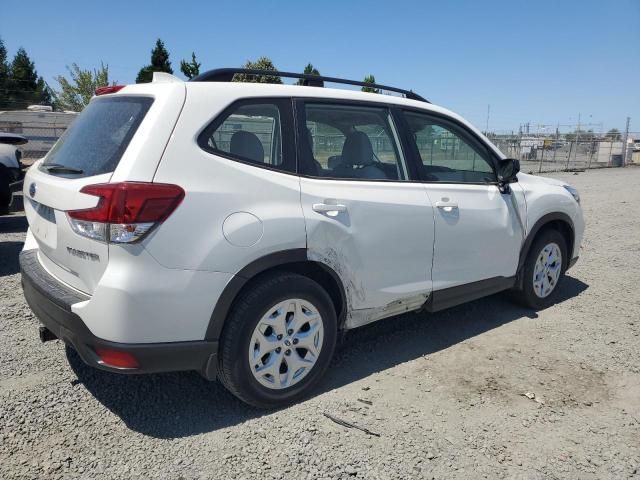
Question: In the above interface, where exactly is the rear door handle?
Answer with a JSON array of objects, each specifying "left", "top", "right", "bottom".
[
  {"left": 435, "top": 201, "right": 458, "bottom": 212},
  {"left": 312, "top": 203, "right": 347, "bottom": 216}
]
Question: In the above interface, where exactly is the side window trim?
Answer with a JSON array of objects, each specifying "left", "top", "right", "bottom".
[
  {"left": 196, "top": 97, "right": 297, "bottom": 175},
  {"left": 293, "top": 97, "right": 416, "bottom": 183},
  {"left": 399, "top": 108, "right": 499, "bottom": 184}
]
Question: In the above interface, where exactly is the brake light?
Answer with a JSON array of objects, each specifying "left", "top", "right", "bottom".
[
  {"left": 95, "top": 85, "right": 125, "bottom": 96},
  {"left": 67, "top": 182, "right": 184, "bottom": 243}
]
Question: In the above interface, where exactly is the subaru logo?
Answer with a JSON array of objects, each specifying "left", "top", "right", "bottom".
[{"left": 29, "top": 182, "right": 36, "bottom": 198}]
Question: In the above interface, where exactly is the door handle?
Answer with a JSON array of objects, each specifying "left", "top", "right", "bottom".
[
  {"left": 312, "top": 203, "right": 347, "bottom": 216},
  {"left": 435, "top": 201, "right": 458, "bottom": 212}
]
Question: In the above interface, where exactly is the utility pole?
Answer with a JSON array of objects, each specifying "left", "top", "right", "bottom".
[
  {"left": 621, "top": 116, "right": 631, "bottom": 166},
  {"left": 485, "top": 104, "right": 490, "bottom": 135},
  {"left": 574, "top": 112, "right": 581, "bottom": 168}
]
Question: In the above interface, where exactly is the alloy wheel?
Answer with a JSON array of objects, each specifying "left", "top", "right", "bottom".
[
  {"left": 248, "top": 299, "right": 324, "bottom": 390},
  {"left": 532, "top": 242, "right": 562, "bottom": 298}
]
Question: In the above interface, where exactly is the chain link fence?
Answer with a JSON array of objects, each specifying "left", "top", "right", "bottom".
[
  {"left": 489, "top": 134, "right": 640, "bottom": 173},
  {"left": 2, "top": 108, "right": 638, "bottom": 171}
]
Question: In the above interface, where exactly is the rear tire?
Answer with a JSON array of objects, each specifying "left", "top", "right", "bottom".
[
  {"left": 513, "top": 229, "right": 567, "bottom": 309},
  {"left": 0, "top": 169, "right": 11, "bottom": 215},
  {"left": 217, "top": 272, "right": 337, "bottom": 408}
]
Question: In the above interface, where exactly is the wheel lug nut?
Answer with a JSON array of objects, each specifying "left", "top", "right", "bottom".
[
  {"left": 292, "top": 338, "right": 299, "bottom": 345},
  {"left": 287, "top": 329, "right": 293, "bottom": 335},
  {"left": 277, "top": 334, "right": 283, "bottom": 340},
  {"left": 276, "top": 347, "right": 281, "bottom": 353},
  {"left": 285, "top": 349, "right": 291, "bottom": 356}
]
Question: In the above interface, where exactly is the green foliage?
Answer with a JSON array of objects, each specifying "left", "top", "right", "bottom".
[
  {"left": 0, "top": 38, "right": 9, "bottom": 109},
  {"left": 135, "top": 65, "right": 154, "bottom": 84},
  {"left": 361, "top": 74, "right": 379, "bottom": 94},
  {"left": 295, "top": 63, "right": 320, "bottom": 85},
  {"left": 566, "top": 129, "right": 595, "bottom": 143},
  {"left": 136, "top": 39, "right": 173, "bottom": 83},
  {"left": 605, "top": 128, "right": 621, "bottom": 141},
  {"left": 180, "top": 52, "right": 201, "bottom": 80},
  {"left": 54, "top": 63, "right": 113, "bottom": 111},
  {"left": 233, "top": 57, "right": 282, "bottom": 84},
  {"left": 0, "top": 43, "right": 52, "bottom": 109}
]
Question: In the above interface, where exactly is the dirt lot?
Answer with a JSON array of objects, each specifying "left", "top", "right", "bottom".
[{"left": 1, "top": 167, "right": 639, "bottom": 479}]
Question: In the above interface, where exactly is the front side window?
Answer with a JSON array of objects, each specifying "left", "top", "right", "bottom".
[
  {"left": 199, "top": 101, "right": 290, "bottom": 171},
  {"left": 299, "top": 103, "right": 408, "bottom": 181},
  {"left": 404, "top": 111, "right": 496, "bottom": 183}
]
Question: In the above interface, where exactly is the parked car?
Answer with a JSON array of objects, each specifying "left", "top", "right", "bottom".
[
  {"left": 20, "top": 70, "right": 584, "bottom": 408},
  {"left": 0, "top": 132, "right": 27, "bottom": 214}
]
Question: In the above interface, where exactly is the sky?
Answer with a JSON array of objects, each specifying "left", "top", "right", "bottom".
[{"left": 1, "top": 0, "right": 639, "bottom": 133}]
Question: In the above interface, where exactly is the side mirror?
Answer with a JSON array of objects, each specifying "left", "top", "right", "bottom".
[
  {"left": 497, "top": 158, "right": 520, "bottom": 182},
  {"left": 496, "top": 158, "right": 520, "bottom": 193}
]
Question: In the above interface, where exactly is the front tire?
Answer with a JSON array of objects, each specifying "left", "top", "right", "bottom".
[
  {"left": 514, "top": 229, "right": 568, "bottom": 309},
  {"left": 217, "top": 272, "right": 337, "bottom": 408}
]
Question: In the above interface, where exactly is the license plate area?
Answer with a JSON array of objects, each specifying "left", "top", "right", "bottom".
[{"left": 29, "top": 198, "right": 57, "bottom": 224}]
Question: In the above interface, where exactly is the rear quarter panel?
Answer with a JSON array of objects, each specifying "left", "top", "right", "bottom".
[{"left": 147, "top": 84, "right": 306, "bottom": 274}]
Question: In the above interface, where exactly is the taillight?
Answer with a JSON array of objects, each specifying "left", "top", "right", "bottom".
[
  {"left": 95, "top": 85, "right": 125, "bottom": 96},
  {"left": 67, "top": 182, "right": 184, "bottom": 243}
]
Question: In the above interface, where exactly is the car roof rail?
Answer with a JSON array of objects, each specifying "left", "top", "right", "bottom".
[{"left": 190, "top": 68, "right": 430, "bottom": 103}]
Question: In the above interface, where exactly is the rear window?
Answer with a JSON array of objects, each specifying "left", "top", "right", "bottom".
[{"left": 42, "top": 96, "right": 153, "bottom": 177}]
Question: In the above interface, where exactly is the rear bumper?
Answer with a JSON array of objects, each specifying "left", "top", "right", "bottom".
[{"left": 19, "top": 249, "right": 218, "bottom": 379}]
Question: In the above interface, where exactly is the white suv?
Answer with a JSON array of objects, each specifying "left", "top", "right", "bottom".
[{"left": 20, "top": 70, "right": 584, "bottom": 408}]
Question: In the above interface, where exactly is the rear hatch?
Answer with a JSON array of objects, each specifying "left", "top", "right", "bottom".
[{"left": 23, "top": 83, "right": 185, "bottom": 294}]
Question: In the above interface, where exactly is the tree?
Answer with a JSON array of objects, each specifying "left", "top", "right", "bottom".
[
  {"left": 295, "top": 63, "right": 320, "bottom": 85},
  {"left": 7, "top": 47, "right": 51, "bottom": 108},
  {"left": 180, "top": 52, "right": 201, "bottom": 80},
  {"left": 566, "top": 129, "right": 596, "bottom": 143},
  {"left": 233, "top": 57, "right": 282, "bottom": 84},
  {"left": 0, "top": 37, "right": 10, "bottom": 109},
  {"left": 54, "top": 63, "right": 113, "bottom": 111},
  {"left": 361, "top": 74, "right": 379, "bottom": 93},
  {"left": 136, "top": 39, "right": 173, "bottom": 83},
  {"left": 605, "top": 128, "right": 621, "bottom": 141},
  {"left": 36, "top": 76, "right": 53, "bottom": 106}
]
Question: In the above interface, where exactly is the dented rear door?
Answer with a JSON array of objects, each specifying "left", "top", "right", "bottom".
[{"left": 296, "top": 100, "right": 435, "bottom": 328}]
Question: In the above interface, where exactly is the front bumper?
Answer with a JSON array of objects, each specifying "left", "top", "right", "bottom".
[{"left": 19, "top": 249, "right": 218, "bottom": 379}]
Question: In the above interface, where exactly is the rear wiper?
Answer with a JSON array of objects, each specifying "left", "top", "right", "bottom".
[{"left": 43, "top": 163, "right": 84, "bottom": 174}]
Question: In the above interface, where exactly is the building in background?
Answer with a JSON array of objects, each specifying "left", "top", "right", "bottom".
[{"left": 0, "top": 107, "right": 77, "bottom": 163}]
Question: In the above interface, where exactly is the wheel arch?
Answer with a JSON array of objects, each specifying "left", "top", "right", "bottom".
[
  {"left": 204, "top": 249, "right": 347, "bottom": 341},
  {"left": 515, "top": 212, "right": 575, "bottom": 289}
]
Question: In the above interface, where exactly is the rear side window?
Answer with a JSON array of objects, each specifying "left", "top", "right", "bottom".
[
  {"left": 198, "top": 99, "right": 295, "bottom": 173},
  {"left": 42, "top": 97, "right": 153, "bottom": 177}
]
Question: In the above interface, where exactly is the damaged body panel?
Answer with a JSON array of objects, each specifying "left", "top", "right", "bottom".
[
  {"left": 344, "top": 292, "right": 430, "bottom": 329},
  {"left": 301, "top": 177, "right": 435, "bottom": 328}
]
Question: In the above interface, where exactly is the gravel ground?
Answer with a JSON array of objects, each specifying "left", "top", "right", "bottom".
[{"left": 1, "top": 167, "right": 639, "bottom": 479}]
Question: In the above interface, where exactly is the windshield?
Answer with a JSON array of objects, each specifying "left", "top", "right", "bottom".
[{"left": 42, "top": 96, "right": 153, "bottom": 177}]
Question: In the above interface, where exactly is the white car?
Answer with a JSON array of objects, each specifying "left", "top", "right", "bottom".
[
  {"left": 20, "top": 70, "right": 584, "bottom": 408},
  {"left": 0, "top": 133, "right": 27, "bottom": 214}
]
